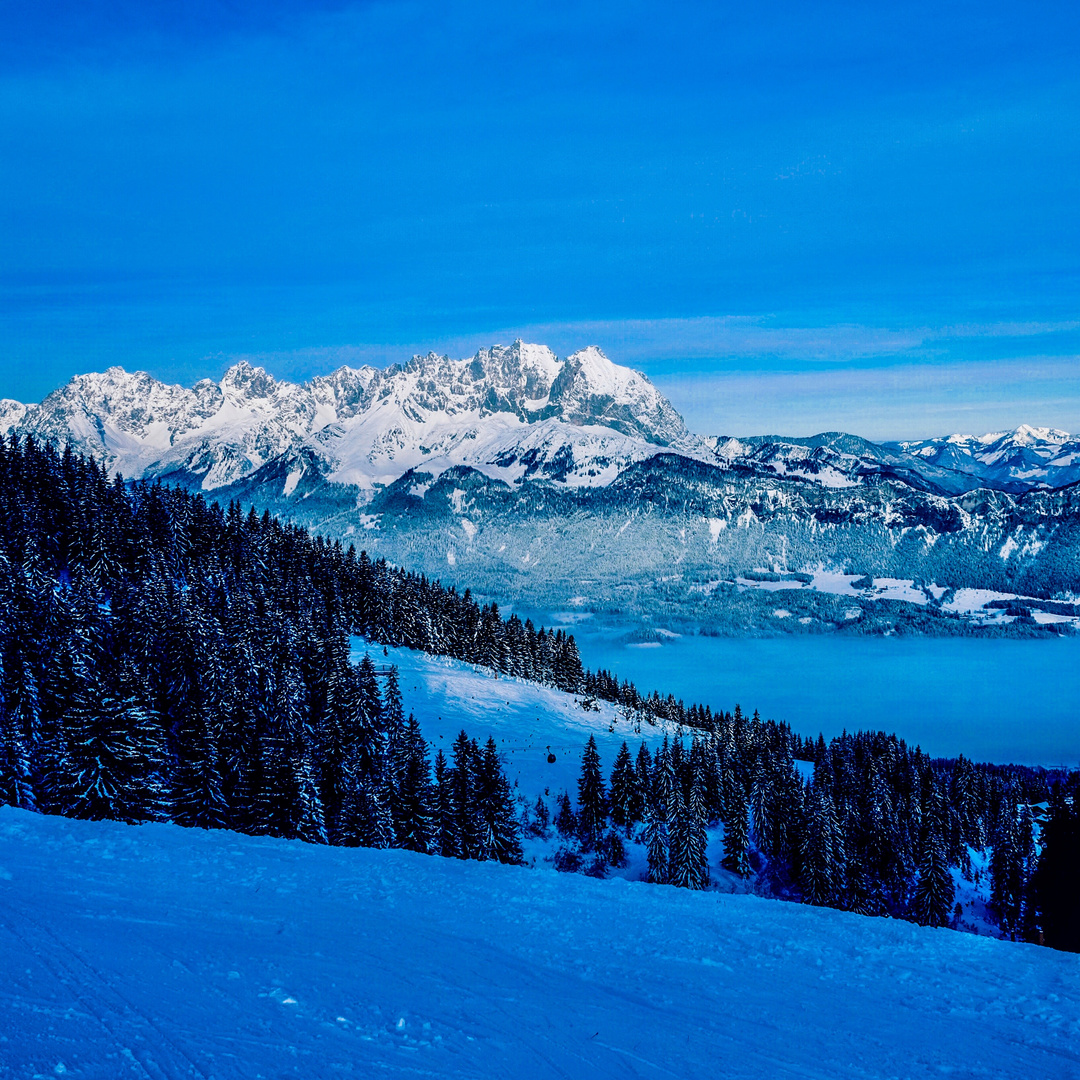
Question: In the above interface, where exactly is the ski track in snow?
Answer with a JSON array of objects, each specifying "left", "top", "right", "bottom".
[{"left": 1, "top": 806, "right": 1079, "bottom": 1080}]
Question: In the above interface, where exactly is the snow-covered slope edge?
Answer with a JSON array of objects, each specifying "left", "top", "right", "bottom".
[{"left": 1, "top": 806, "right": 1076, "bottom": 1080}]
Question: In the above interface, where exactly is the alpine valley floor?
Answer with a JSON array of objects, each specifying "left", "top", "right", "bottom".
[{"left": 1, "top": 806, "right": 1078, "bottom": 1080}]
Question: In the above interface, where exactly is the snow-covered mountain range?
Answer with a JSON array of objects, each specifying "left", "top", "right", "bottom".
[
  {"left": 4, "top": 346, "right": 1079, "bottom": 630},
  {"left": 707, "top": 431, "right": 998, "bottom": 495},
  {"left": 890, "top": 426, "right": 1080, "bottom": 491},
  {"left": 4, "top": 344, "right": 1074, "bottom": 498},
  {"left": 0, "top": 342, "right": 703, "bottom": 493}
]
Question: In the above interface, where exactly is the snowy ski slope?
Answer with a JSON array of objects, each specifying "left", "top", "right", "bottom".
[{"left": 2, "top": 806, "right": 1079, "bottom": 1080}]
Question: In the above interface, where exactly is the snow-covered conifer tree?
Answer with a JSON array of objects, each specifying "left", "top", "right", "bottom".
[{"left": 576, "top": 736, "right": 607, "bottom": 850}]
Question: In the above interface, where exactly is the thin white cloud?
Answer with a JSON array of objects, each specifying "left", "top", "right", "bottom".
[{"left": 237, "top": 316, "right": 1080, "bottom": 379}]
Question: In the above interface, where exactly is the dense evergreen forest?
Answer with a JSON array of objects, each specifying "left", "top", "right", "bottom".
[
  {"left": 0, "top": 435, "right": 1075, "bottom": 951},
  {"left": 0, "top": 436, "right": 530, "bottom": 860},
  {"left": 554, "top": 728, "right": 1078, "bottom": 949}
]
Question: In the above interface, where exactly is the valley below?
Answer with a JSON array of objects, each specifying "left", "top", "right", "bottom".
[{"left": 520, "top": 612, "right": 1080, "bottom": 767}]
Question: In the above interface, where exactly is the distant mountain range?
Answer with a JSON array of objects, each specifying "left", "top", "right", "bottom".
[
  {"left": 889, "top": 427, "right": 1080, "bottom": 492},
  {"left": 3, "top": 344, "right": 1079, "bottom": 633},
  {"left": 3, "top": 344, "right": 1075, "bottom": 498}
]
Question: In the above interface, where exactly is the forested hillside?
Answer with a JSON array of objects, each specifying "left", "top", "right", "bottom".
[{"left": 0, "top": 435, "right": 573, "bottom": 856}]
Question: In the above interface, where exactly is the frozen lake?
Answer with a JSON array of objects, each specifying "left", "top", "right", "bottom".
[{"left": 532, "top": 616, "right": 1080, "bottom": 767}]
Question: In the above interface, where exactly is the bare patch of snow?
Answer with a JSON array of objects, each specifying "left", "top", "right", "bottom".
[
  {"left": 1033, "top": 611, "right": 1079, "bottom": 625},
  {"left": 942, "top": 588, "right": 1017, "bottom": 614},
  {"left": 282, "top": 468, "right": 303, "bottom": 497}
]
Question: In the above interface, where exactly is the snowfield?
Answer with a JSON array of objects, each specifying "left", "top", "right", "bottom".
[{"left": 2, "top": 807, "right": 1079, "bottom": 1080}]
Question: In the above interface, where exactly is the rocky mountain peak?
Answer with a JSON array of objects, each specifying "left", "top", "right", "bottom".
[
  {"left": 1006, "top": 424, "right": 1072, "bottom": 447},
  {"left": 546, "top": 346, "right": 696, "bottom": 450},
  {"left": 472, "top": 341, "right": 561, "bottom": 400},
  {"left": 220, "top": 361, "right": 278, "bottom": 399}
]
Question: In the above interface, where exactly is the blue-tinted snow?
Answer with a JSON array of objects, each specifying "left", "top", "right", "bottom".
[
  {"left": 349, "top": 638, "right": 675, "bottom": 800},
  {"left": 1, "top": 806, "right": 1078, "bottom": 1079}
]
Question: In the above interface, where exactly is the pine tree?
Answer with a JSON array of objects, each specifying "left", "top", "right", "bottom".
[
  {"left": 845, "top": 855, "right": 875, "bottom": 916},
  {"left": 555, "top": 792, "right": 577, "bottom": 839},
  {"left": 365, "top": 759, "right": 397, "bottom": 850},
  {"left": 990, "top": 805, "right": 1025, "bottom": 937},
  {"left": 652, "top": 738, "right": 675, "bottom": 822},
  {"left": 61, "top": 663, "right": 166, "bottom": 823},
  {"left": 0, "top": 651, "right": 41, "bottom": 812},
  {"left": 644, "top": 794, "right": 669, "bottom": 885},
  {"left": 750, "top": 758, "right": 776, "bottom": 860},
  {"left": 476, "top": 737, "right": 523, "bottom": 864},
  {"left": 294, "top": 738, "right": 329, "bottom": 845},
  {"left": 686, "top": 766, "right": 710, "bottom": 889},
  {"left": 395, "top": 717, "right": 435, "bottom": 853},
  {"left": 576, "top": 736, "right": 607, "bottom": 850},
  {"left": 633, "top": 742, "right": 652, "bottom": 821},
  {"left": 608, "top": 741, "right": 637, "bottom": 832},
  {"left": 603, "top": 829, "right": 627, "bottom": 869},
  {"left": 722, "top": 778, "right": 751, "bottom": 878},
  {"left": 532, "top": 794, "right": 550, "bottom": 835},
  {"left": 912, "top": 830, "right": 954, "bottom": 927},
  {"left": 172, "top": 709, "right": 229, "bottom": 831},
  {"left": 433, "top": 750, "right": 458, "bottom": 857},
  {"left": 253, "top": 716, "right": 294, "bottom": 837},
  {"left": 451, "top": 731, "right": 480, "bottom": 859},
  {"left": 666, "top": 783, "right": 688, "bottom": 886},
  {"left": 1028, "top": 780, "right": 1080, "bottom": 952},
  {"left": 799, "top": 785, "right": 839, "bottom": 907}
]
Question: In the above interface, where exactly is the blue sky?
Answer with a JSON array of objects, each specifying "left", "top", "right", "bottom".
[{"left": 1, "top": 0, "right": 1077, "bottom": 438}]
